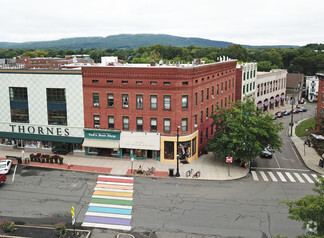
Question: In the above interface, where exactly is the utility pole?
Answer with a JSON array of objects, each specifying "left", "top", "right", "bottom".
[{"left": 290, "top": 95, "right": 295, "bottom": 137}]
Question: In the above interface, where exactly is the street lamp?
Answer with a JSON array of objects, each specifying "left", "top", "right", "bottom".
[
  {"left": 290, "top": 95, "right": 295, "bottom": 137},
  {"left": 175, "top": 125, "right": 180, "bottom": 177}
]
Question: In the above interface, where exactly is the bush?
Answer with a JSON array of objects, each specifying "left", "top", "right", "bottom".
[
  {"left": 0, "top": 218, "right": 17, "bottom": 232},
  {"left": 54, "top": 222, "right": 67, "bottom": 237}
]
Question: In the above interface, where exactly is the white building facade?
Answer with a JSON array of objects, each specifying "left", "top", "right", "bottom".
[
  {"left": 0, "top": 69, "right": 85, "bottom": 153},
  {"left": 238, "top": 62, "right": 257, "bottom": 102},
  {"left": 305, "top": 76, "right": 319, "bottom": 102},
  {"left": 256, "top": 69, "right": 287, "bottom": 111}
]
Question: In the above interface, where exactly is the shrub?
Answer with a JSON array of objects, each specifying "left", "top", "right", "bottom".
[
  {"left": 35, "top": 153, "right": 41, "bottom": 158},
  {"left": 54, "top": 222, "right": 67, "bottom": 237},
  {"left": 0, "top": 218, "right": 17, "bottom": 232}
]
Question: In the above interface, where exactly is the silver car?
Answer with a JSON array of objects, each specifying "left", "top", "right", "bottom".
[{"left": 0, "top": 160, "right": 12, "bottom": 174}]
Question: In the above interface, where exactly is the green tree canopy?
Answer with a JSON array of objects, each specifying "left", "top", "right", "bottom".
[
  {"left": 207, "top": 99, "right": 283, "bottom": 162},
  {"left": 283, "top": 175, "right": 324, "bottom": 236}
]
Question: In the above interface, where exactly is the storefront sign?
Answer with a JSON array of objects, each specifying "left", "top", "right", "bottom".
[
  {"left": 84, "top": 129, "right": 120, "bottom": 140},
  {"left": 9, "top": 125, "right": 70, "bottom": 136},
  {"left": 120, "top": 131, "right": 160, "bottom": 150}
]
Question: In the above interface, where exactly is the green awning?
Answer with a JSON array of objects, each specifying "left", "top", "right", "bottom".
[{"left": 0, "top": 132, "right": 83, "bottom": 144}]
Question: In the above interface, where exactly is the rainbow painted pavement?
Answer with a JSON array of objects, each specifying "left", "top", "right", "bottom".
[{"left": 82, "top": 175, "right": 134, "bottom": 231}]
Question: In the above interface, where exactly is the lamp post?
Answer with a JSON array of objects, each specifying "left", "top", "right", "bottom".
[
  {"left": 175, "top": 125, "right": 180, "bottom": 177},
  {"left": 290, "top": 95, "right": 295, "bottom": 137}
]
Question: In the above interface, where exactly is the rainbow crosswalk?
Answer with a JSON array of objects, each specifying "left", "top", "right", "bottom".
[{"left": 82, "top": 175, "right": 134, "bottom": 231}]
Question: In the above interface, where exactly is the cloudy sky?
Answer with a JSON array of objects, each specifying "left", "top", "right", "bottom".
[{"left": 1, "top": 0, "right": 323, "bottom": 46}]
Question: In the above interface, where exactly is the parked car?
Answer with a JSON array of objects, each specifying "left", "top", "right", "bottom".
[
  {"left": 283, "top": 110, "right": 290, "bottom": 116},
  {"left": 0, "top": 160, "right": 12, "bottom": 175},
  {"left": 292, "top": 108, "right": 299, "bottom": 114},
  {"left": 260, "top": 148, "right": 273, "bottom": 158},
  {"left": 275, "top": 111, "right": 283, "bottom": 118},
  {"left": 0, "top": 174, "right": 6, "bottom": 184},
  {"left": 298, "top": 107, "right": 307, "bottom": 112},
  {"left": 299, "top": 98, "right": 305, "bottom": 104}
]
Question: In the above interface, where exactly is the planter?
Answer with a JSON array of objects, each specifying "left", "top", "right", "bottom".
[
  {"left": 30, "top": 157, "right": 34, "bottom": 162},
  {"left": 45, "top": 158, "right": 50, "bottom": 163},
  {"left": 50, "top": 159, "right": 53, "bottom": 164},
  {"left": 59, "top": 160, "right": 63, "bottom": 165},
  {"left": 54, "top": 158, "right": 58, "bottom": 164}
]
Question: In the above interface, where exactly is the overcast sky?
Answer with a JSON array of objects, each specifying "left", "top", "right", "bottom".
[{"left": 1, "top": 0, "right": 323, "bottom": 46}]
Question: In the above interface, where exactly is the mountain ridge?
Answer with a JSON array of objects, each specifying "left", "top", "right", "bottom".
[{"left": 0, "top": 34, "right": 300, "bottom": 49}]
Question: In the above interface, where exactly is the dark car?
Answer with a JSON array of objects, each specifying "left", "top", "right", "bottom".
[
  {"left": 283, "top": 110, "right": 290, "bottom": 116},
  {"left": 260, "top": 147, "right": 273, "bottom": 158},
  {"left": 51, "top": 148, "right": 69, "bottom": 155}
]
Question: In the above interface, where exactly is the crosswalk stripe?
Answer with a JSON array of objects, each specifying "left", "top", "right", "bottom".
[
  {"left": 276, "top": 172, "right": 287, "bottom": 182},
  {"left": 267, "top": 172, "right": 278, "bottom": 182},
  {"left": 89, "top": 203, "right": 132, "bottom": 210},
  {"left": 251, "top": 171, "right": 259, "bottom": 181},
  {"left": 93, "top": 190, "right": 133, "bottom": 197},
  {"left": 85, "top": 212, "right": 132, "bottom": 220},
  {"left": 259, "top": 171, "right": 268, "bottom": 181},
  {"left": 97, "top": 181, "right": 133, "bottom": 186},
  {"left": 94, "top": 187, "right": 134, "bottom": 193},
  {"left": 285, "top": 172, "right": 296, "bottom": 182},
  {"left": 311, "top": 174, "right": 319, "bottom": 182},
  {"left": 82, "top": 222, "right": 131, "bottom": 231},
  {"left": 96, "top": 184, "right": 133, "bottom": 190},
  {"left": 294, "top": 173, "right": 305, "bottom": 183},
  {"left": 302, "top": 173, "right": 314, "bottom": 183},
  {"left": 99, "top": 175, "right": 134, "bottom": 180},
  {"left": 92, "top": 195, "right": 133, "bottom": 201}
]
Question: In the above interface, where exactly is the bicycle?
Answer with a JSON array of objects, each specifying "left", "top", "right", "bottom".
[
  {"left": 144, "top": 167, "right": 156, "bottom": 176},
  {"left": 185, "top": 169, "right": 193, "bottom": 178},
  {"left": 192, "top": 170, "right": 201, "bottom": 178}
]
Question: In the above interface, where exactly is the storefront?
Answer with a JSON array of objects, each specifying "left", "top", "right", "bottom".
[
  {"left": 83, "top": 129, "right": 121, "bottom": 157},
  {"left": 160, "top": 131, "right": 198, "bottom": 163},
  {"left": 120, "top": 131, "right": 160, "bottom": 160}
]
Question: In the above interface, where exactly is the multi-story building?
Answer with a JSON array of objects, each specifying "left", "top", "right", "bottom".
[
  {"left": 305, "top": 76, "right": 319, "bottom": 102},
  {"left": 286, "top": 73, "right": 303, "bottom": 101},
  {"left": 255, "top": 69, "right": 287, "bottom": 111},
  {"left": 317, "top": 73, "right": 324, "bottom": 117},
  {"left": 81, "top": 57, "right": 237, "bottom": 163},
  {"left": 235, "top": 62, "right": 257, "bottom": 102},
  {"left": 0, "top": 69, "right": 84, "bottom": 153}
]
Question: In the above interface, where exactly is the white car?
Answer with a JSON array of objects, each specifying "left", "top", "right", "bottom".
[{"left": 0, "top": 160, "right": 12, "bottom": 174}]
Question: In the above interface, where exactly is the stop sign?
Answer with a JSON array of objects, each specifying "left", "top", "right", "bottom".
[{"left": 226, "top": 157, "right": 233, "bottom": 163}]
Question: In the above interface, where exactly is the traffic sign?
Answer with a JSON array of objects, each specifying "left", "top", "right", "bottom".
[
  {"left": 71, "top": 206, "right": 75, "bottom": 217},
  {"left": 226, "top": 157, "right": 233, "bottom": 163}
]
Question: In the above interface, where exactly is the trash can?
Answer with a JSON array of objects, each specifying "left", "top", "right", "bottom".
[
  {"left": 169, "top": 168, "right": 174, "bottom": 177},
  {"left": 319, "top": 159, "right": 324, "bottom": 168},
  {"left": 17, "top": 157, "right": 22, "bottom": 164}
]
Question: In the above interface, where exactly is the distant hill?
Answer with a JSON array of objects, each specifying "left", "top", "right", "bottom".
[{"left": 0, "top": 34, "right": 299, "bottom": 50}]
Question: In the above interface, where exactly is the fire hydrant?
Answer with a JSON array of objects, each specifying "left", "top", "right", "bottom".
[{"left": 67, "top": 164, "right": 71, "bottom": 169}]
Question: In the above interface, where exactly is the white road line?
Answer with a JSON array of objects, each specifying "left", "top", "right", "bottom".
[
  {"left": 251, "top": 171, "right": 259, "bottom": 181},
  {"left": 285, "top": 172, "right": 296, "bottom": 182},
  {"left": 97, "top": 181, "right": 133, "bottom": 186},
  {"left": 267, "top": 172, "right": 278, "bottom": 182},
  {"left": 94, "top": 188, "right": 134, "bottom": 193},
  {"left": 92, "top": 195, "right": 133, "bottom": 201},
  {"left": 259, "top": 171, "right": 269, "bottom": 181},
  {"left": 302, "top": 173, "right": 314, "bottom": 183},
  {"left": 85, "top": 212, "right": 132, "bottom": 219},
  {"left": 311, "top": 174, "right": 319, "bottom": 182},
  {"left": 294, "top": 173, "right": 305, "bottom": 183},
  {"left": 251, "top": 167, "right": 310, "bottom": 172},
  {"left": 98, "top": 175, "right": 134, "bottom": 180},
  {"left": 276, "top": 172, "right": 287, "bottom": 182},
  {"left": 273, "top": 153, "right": 281, "bottom": 168},
  {"left": 12, "top": 165, "right": 17, "bottom": 182},
  {"left": 89, "top": 203, "right": 132, "bottom": 210},
  {"left": 81, "top": 222, "right": 131, "bottom": 231}
]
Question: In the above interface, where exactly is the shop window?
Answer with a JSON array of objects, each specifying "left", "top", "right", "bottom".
[
  {"left": 164, "top": 118, "right": 171, "bottom": 133},
  {"left": 182, "top": 95, "right": 188, "bottom": 109},
  {"left": 182, "top": 118, "right": 188, "bottom": 132},
  {"left": 123, "top": 116, "right": 129, "bottom": 130},
  {"left": 180, "top": 140, "right": 191, "bottom": 158},
  {"left": 195, "top": 92, "right": 197, "bottom": 106},
  {"left": 136, "top": 117, "right": 143, "bottom": 131},
  {"left": 136, "top": 94, "right": 143, "bottom": 109},
  {"left": 164, "top": 95, "right": 171, "bottom": 110},
  {"left": 93, "top": 93, "right": 99, "bottom": 107},
  {"left": 108, "top": 116, "right": 114, "bottom": 129},
  {"left": 93, "top": 115, "right": 100, "bottom": 128},
  {"left": 122, "top": 94, "right": 129, "bottom": 108},
  {"left": 150, "top": 118, "right": 157, "bottom": 132},
  {"left": 107, "top": 93, "right": 114, "bottom": 108},
  {"left": 150, "top": 95, "right": 157, "bottom": 109},
  {"left": 164, "top": 141, "right": 174, "bottom": 160}
]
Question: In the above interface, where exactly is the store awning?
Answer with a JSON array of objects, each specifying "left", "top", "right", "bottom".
[{"left": 82, "top": 138, "right": 120, "bottom": 149}]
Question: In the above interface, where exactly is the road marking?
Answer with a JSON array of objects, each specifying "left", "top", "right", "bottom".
[
  {"left": 92, "top": 195, "right": 133, "bottom": 201},
  {"left": 81, "top": 222, "right": 131, "bottom": 231},
  {"left": 311, "top": 174, "right": 319, "bottom": 182},
  {"left": 251, "top": 171, "right": 259, "bottom": 181},
  {"left": 93, "top": 190, "right": 133, "bottom": 197},
  {"left": 259, "top": 171, "right": 269, "bottom": 181},
  {"left": 97, "top": 181, "right": 133, "bottom": 186},
  {"left": 85, "top": 212, "right": 132, "bottom": 220},
  {"left": 276, "top": 172, "right": 287, "bottom": 182},
  {"left": 251, "top": 167, "right": 310, "bottom": 172},
  {"left": 267, "top": 172, "right": 278, "bottom": 182},
  {"left": 94, "top": 187, "right": 134, "bottom": 193},
  {"left": 99, "top": 175, "right": 134, "bottom": 180},
  {"left": 12, "top": 165, "right": 17, "bottom": 182},
  {"left": 89, "top": 203, "right": 132, "bottom": 210},
  {"left": 285, "top": 172, "right": 296, "bottom": 182},
  {"left": 273, "top": 153, "right": 281, "bottom": 168},
  {"left": 294, "top": 173, "right": 305, "bottom": 183},
  {"left": 302, "top": 173, "right": 314, "bottom": 183}
]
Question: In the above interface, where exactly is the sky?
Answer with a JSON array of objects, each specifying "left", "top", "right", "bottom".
[{"left": 1, "top": 0, "right": 323, "bottom": 46}]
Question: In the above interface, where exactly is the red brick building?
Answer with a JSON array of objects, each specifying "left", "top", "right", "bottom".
[
  {"left": 317, "top": 73, "right": 324, "bottom": 117},
  {"left": 16, "top": 56, "right": 89, "bottom": 69},
  {"left": 81, "top": 59, "right": 237, "bottom": 163}
]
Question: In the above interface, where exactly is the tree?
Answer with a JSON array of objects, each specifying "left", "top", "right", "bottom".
[
  {"left": 283, "top": 175, "right": 324, "bottom": 236},
  {"left": 207, "top": 99, "right": 283, "bottom": 163}
]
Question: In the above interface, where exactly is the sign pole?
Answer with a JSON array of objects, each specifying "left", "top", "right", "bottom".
[
  {"left": 228, "top": 163, "right": 230, "bottom": 177},
  {"left": 226, "top": 157, "right": 233, "bottom": 177}
]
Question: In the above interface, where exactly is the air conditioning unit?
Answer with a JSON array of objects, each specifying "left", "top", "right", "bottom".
[
  {"left": 194, "top": 124, "right": 198, "bottom": 128},
  {"left": 206, "top": 117, "right": 208, "bottom": 120},
  {"left": 212, "top": 95, "right": 215, "bottom": 99},
  {"left": 94, "top": 125, "right": 100, "bottom": 128},
  {"left": 93, "top": 103, "right": 99, "bottom": 107}
]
